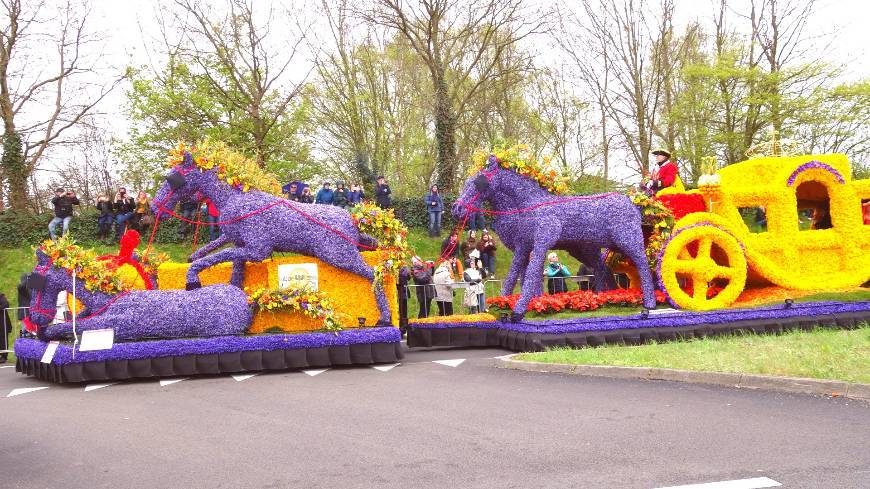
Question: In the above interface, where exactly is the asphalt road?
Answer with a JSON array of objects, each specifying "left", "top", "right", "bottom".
[{"left": 1, "top": 346, "right": 868, "bottom": 489}]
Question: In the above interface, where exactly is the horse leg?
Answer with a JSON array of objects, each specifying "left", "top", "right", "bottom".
[
  {"left": 611, "top": 232, "right": 657, "bottom": 309},
  {"left": 574, "top": 245, "right": 617, "bottom": 292},
  {"left": 230, "top": 259, "right": 246, "bottom": 287},
  {"left": 316, "top": 247, "right": 391, "bottom": 325},
  {"left": 186, "top": 245, "right": 271, "bottom": 290},
  {"left": 501, "top": 244, "right": 529, "bottom": 297},
  {"left": 188, "top": 234, "right": 230, "bottom": 262},
  {"left": 513, "top": 233, "right": 560, "bottom": 320}
]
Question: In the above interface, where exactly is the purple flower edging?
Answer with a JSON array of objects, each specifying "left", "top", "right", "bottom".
[
  {"left": 15, "top": 327, "right": 401, "bottom": 365},
  {"left": 411, "top": 301, "right": 870, "bottom": 334},
  {"left": 786, "top": 160, "right": 845, "bottom": 186}
]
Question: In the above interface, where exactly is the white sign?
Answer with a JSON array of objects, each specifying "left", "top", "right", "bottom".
[
  {"left": 41, "top": 341, "right": 60, "bottom": 364},
  {"left": 79, "top": 328, "right": 115, "bottom": 351},
  {"left": 277, "top": 263, "right": 319, "bottom": 291}
]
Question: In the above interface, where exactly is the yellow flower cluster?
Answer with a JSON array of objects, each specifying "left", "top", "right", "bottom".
[
  {"left": 408, "top": 313, "right": 496, "bottom": 324},
  {"left": 246, "top": 286, "right": 344, "bottom": 332},
  {"left": 349, "top": 202, "right": 411, "bottom": 287},
  {"left": 472, "top": 144, "right": 570, "bottom": 195},
  {"left": 166, "top": 140, "right": 282, "bottom": 196},
  {"left": 137, "top": 247, "right": 169, "bottom": 277},
  {"left": 37, "top": 237, "right": 123, "bottom": 295}
]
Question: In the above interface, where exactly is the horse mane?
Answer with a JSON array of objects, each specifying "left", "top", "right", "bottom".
[
  {"left": 167, "top": 140, "right": 282, "bottom": 196},
  {"left": 472, "top": 144, "right": 569, "bottom": 195},
  {"left": 37, "top": 237, "right": 124, "bottom": 295}
]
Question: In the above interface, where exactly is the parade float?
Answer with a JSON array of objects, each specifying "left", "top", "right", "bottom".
[
  {"left": 15, "top": 142, "right": 406, "bottom": 383},
  {"left": 406, "top": 145, "right": 870, "bottom": 351}
]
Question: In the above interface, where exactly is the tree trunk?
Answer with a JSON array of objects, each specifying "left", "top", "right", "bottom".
[{"left": 433, "top": 77, "right": 458, "bottom": 192}]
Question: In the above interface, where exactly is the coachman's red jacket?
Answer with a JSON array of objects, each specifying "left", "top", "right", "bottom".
[{"left": 653, "top": 160, "right": 678, "bottom": 188}]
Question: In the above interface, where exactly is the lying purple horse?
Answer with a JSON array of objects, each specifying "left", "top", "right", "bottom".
[
  {"left": 453, "top": 157, "right": 656, "bottom": 320},
  {"left": 151, "top": 152, "right": 391, "bottom": 325},
  {"left": 26, "top": 250, "right": 252, "bottom": 341}
]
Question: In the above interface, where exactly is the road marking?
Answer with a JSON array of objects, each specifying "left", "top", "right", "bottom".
[
  {"left": 492, "top": 354, "right": 514, "bottom": 361},
  {"left": 0, "top": 365, "right": 15, "bottom": 368},
  {"left": 654, "top": 477, "right": 781, "bottom": 489},
  {"left": 302, "top": 369, "right": 328, "bottom": 377},
  {"left": 84, "top": 382, "right": 117, "bottom": 392},
  {"left": 159, "top": 378, "right": 188, "bottom": 387},
  {"left": 433, "top": 359, "right": 465, "bottom": 368},
  {"left": 7, "top": 387, "right": 49, "bottom": 398},
  {"left": 232, "top": 373, "right": 258, "bottom": 382},
  {"left": 372, "top": 363, "right": 399, "bottom": 372}
]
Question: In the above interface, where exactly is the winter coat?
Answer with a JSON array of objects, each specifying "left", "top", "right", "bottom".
[
  {"left": 425, "top": 192, "right": 444, "bottom": 212},
  {"left": 96, "top": 200, "right": 114, "bottom": 216},
  {"left": 545, "top": 262, "right": 570, "bottom": 278},
  {"left": 204, "top": 199, "right": 220, "bottom": 218},
  {"left": 375, "top": 183, "right": 391, "bottom": 208},
  {"left": 0, "top": 293, "right": 10, "bottom": 350},
  {"left": 315, "top": 188, "right": 334, "bottom": 205},
  {"left": 411, "top": 264, "right": 435, "bottom": 299},
  {"left": 347, "top": 190, "right": 363, "bottom": 205},
  {"left": 333, "top": 189, "right": 349, "bottom": 208},
  {"left": 462, "top": 268, "right": 484, "bottom": 307},
  {"left": 299, "top": 193, "right": 314, "bottom": 204},
  {"left": 52, "top": 195, "right": 80, "bottom": 218},
  {"left": 179, "top": 199, "right": 198, "bottom": 213},
  {"left": 114, "top": 197, "right": 135, "bottom": 214},
  {"left": 440, "top": 237, "right": 460, "bottom": 259},
  {"left": 460, "top": 238, "right": 478, "bottom": 259},
  {"left": 432, "top": 263, "right": 455, "bottom": 302},
  {"left": 476, "top": 237, "right": 497, "bottom": 256}
]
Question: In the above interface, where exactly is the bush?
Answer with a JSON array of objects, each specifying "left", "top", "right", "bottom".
[
  {"left": 0, "top": 210, "right": 188, "bottom": 247},
  {"left": 391, "top": 194, "right": 490, "bottom": 231}
]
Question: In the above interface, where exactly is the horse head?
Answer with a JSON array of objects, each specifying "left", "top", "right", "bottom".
[
  {"left": 453, "top": 154, "right": 500, "bottom": 221},
  {"left": 25, "top": 249, "right": 65, "bottom": 330},
  {"left": 151, "top": 151, "right": 202, "bottom": 221}
]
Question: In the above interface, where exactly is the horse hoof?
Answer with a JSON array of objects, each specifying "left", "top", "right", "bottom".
[
  {"left": 185, "top": 281, "right": 202, "bottom": 291},
  {"left": 510, "top": 312, "right": 524, "bottom": 323}
]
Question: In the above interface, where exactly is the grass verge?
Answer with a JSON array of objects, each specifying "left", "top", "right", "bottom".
[{"left": 516, "top": 324, "right": 870, "bottom": 384}]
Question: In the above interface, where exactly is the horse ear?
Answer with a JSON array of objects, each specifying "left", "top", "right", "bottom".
[
  {"left": 166, "top": 171, "right": 186, "bottom": 190},
  {"left": 473, "top": 174, "right": 490, "bottom": 193},
  {"left": 35, "top": 248, "right": 49, "bottom": 265},
  {"left": 27, "top": 271, "right": 46, "bottom": 291}
]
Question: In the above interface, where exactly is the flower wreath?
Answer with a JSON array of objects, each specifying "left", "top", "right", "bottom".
[
  {"left": 246, "top": 286, "right": 344, "bottom": 332},
  {"left": 37, "top": 237, "right": 123, "bottom": 295},
  {"left": 472, "top": 143, "right": 570, "bottom": 195},
  {"left": 349, "top": 201, "right": 411, "bottom": 286},
  {"left": 166, "top": 139, "right": 282, "bottom": 195}
]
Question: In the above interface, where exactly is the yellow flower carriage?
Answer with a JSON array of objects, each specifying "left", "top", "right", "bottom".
[{"left": 656, "top": 153, "right": 870, "bottom": 310}]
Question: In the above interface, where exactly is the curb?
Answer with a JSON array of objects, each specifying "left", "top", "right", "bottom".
[{"left": 498, "top": 355, "right": 870, "bottom": 401}]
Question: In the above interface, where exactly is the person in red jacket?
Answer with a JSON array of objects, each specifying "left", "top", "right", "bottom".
[{"left": 650, "top": 149, "right": 678, "bottom": 193}]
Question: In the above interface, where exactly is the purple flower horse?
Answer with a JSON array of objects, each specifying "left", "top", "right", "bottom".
[
  {"left": 453, "top": 157, "right": 656, "bottom": 320},
  {"left": 151, "top": 152, "right": 392, "bottom": 325},
  {"left": 26, "top": 250, "right": 252, "bottom": 341}
]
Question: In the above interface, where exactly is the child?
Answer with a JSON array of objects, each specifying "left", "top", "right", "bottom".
[{"left": 462, "top": 258, "right": 487, "bottom": 313}]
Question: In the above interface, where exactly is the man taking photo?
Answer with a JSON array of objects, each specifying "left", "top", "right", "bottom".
[{"left": 48, "top": 187, "right": 79, "bottom": 240}]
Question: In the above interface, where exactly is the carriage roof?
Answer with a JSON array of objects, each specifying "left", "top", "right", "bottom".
[{"left": 716, "top": 153, "right": 852, "bottom": 196}]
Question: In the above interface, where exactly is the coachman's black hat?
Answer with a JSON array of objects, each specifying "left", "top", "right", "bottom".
[{"left": 651, "top": 149, "right": 671, "bottom": 158}]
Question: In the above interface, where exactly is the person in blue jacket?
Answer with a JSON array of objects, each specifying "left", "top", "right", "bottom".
[
  {"left": 315, "top": 181, "right": 334, "bottom": 205},
  {"left": 425, "top": 184, "right": 444, "bottom": 237},
  {"left": 347, "top": 183, "right": 364, "bottom": 206}
]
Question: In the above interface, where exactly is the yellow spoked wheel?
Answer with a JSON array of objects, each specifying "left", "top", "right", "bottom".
[{"left": 658, "top": 224, "right": 747, "bottom": 311}]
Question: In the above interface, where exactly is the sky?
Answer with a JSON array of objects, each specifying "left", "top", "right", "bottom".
[{"left": 33, "top": 0, "right": 870, "bottom": 188}]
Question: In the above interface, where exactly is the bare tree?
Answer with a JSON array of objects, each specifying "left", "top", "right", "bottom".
[
  {"left": 368, "top": 0, "right": 543, "bottom": 192},
  {"left": 169, "top": 0, "right": 311, "bottom": 167},
  {"left": 0, "top": 0, "right": 120, "bottom": 211}
]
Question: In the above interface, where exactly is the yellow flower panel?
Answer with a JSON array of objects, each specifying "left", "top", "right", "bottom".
[
  {"left": 248, "top": 310, "right": 331, "bottom": 334},
  {"left": 157, "top": 251, "right": 398, "bottom": 332},
  {"left": 409, "top": 313, "right": 496, "bottom": 324}
]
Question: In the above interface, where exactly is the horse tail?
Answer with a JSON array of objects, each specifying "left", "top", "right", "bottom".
[{"left": 357, "top": 233, "right": 379, "bottom": 251}]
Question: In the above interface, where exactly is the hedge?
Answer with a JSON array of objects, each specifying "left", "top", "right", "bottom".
[{"left": 0, "top": 199, "right": 484, "bottom": 248}]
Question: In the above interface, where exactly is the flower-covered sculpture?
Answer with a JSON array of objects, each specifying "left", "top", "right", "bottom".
[
  {"left": 151, "top": 141, "right": 393, "bottom": 325},
  {"left": 453, "top": 153, "right": 658, "bottom": 320},
  {"left": 26, "top": 248, "right": 251, "bottom": 341}
]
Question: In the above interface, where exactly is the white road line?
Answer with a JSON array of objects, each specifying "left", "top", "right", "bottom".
[
  {"left": 654, "top": 476, "right": 781, "bottom": 489},
  {"left": 492, "top": 354, "right": 514, "bottom": 361},
  {"left": 302, "top": 369, "right": 328, "bottom": 377},
  {"left": 7, "top": 387, "right": 49, "bottom": 398},
  {"left": 159, "top": 378, "right": 188, "bottom": 387},
  {"left": 231, "top": 373, "right": 258, "bottom": 382},
  {"left": 0, "top": 365, "right": 15, "bottom": 368},
  {"left": 433, "top": 359, "right": 465, "bottom": 368},
  {"left": 372, "top": 363, "right": 399, "bottom": 372},
  {"left": 84, "top": 382, "right": 117, "bottom": 392}
]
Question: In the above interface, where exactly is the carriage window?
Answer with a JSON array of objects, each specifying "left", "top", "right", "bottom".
[
  {"left": 862, "top": 199, "right": 870, "bottom": 225},
  {"left": 739, "top": 207, "right": 767, "bottom": 233},
  {"left": 795, "top": 181, "right": 831, "bottom": 230}
]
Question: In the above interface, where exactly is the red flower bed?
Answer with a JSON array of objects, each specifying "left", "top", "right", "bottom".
[{"left": 487, "top": 289, "right": 667, "bottom": 314}]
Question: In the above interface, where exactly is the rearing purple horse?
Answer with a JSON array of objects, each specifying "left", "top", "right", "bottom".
[
  {"left": 453, "top": 157, "right": 656, "bottom": 320},
  {"left": 151, "top": 152, "right": 392, "bottom": 325}
]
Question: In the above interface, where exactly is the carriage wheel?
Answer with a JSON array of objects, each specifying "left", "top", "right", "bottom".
[{"left": 658, "top": 224, "right": 747, "bottom": 311}]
